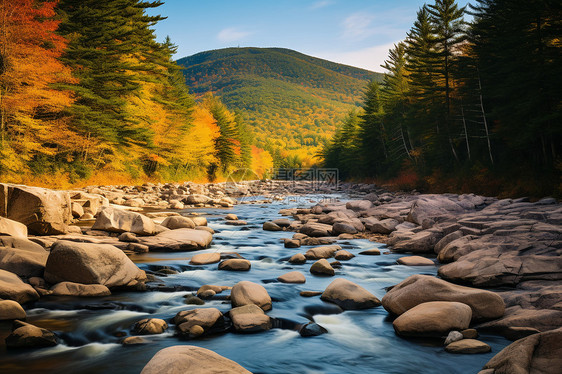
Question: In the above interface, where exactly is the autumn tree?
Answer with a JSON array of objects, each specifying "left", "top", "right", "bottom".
[{"left": 0, "top": 0, "right": 78, "bottom": 174}]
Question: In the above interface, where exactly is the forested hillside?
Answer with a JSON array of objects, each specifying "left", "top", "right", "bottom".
[
  {"left": 0, "top": 0, "right": 272, "bottom": 186},
  {"left": 177, "top": 48, "right": 382, "bottom": 166},
  {"left": 322, "top": 0, "right": 561, "bottom": 197}
]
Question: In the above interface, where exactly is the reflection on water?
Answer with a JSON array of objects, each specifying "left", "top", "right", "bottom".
[{"left": 0, "top": 195, "right": 510, "bottom": 374}]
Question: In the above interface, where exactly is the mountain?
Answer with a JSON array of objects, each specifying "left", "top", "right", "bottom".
[{"left": 176, "top": 47, "right": 382, "bottom": 164}]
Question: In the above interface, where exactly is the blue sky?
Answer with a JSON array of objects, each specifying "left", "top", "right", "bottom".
[{"left": 151, "top": 0, "right": 471, "bottom": 73}]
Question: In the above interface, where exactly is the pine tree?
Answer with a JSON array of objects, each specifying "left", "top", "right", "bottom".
[{"left": 359, "top": 80, "right": 387, "bottom": 176}]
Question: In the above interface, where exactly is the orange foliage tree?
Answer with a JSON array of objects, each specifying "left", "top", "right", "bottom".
[{"left": 0, "top": 0, "right": 78, "bottom": 174}]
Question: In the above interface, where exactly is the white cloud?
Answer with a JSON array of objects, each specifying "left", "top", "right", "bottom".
[
  {"left": 310, "top": 1, "right": 334, "bottom": 10},
  {"left": 317, "top": 42, "right": 398, "bottom": 72},
  {"left": 217, "top": 27, "right": 252, "bottom": 43},
  {"left": 341, "top": 13, "right": 376, "bottom": 40}
]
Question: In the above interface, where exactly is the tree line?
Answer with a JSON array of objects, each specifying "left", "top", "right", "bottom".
[
  {"left": 0, "top": 0, "right": 272, "bottom": 186},
  {"left": 321, "top": 0, "right": 561, "bottom": 196}
]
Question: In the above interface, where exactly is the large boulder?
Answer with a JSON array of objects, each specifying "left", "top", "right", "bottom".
[
  {"left": 310, "top": 259, "right": 335, "bottom": 276},
  {"left": 0, "top": 300, "right": 26, "bottom": 320},
  {"left": 392, "top": 301, "right": 472, "bottom": 338},
  {"left": 479, "top": 327, "right": 562, "bottom": 374},
  {"left": 137, "top": 228, "right": 212, "bottom": 251},
  {"left": 382, "top": 274, "right": 504, "bottom": 321},
  {"left": 231, "top": 281, "right": 272, "bottom": 311},
  {"left": 141, "top": 346, "right": 252, "bottom": 374},
  {"left": 92, "top": 206, "right": 155, "bottom": 236},
  {"left": 321, "top": 278, "right": 381, "bottom": 310},
  {"left": 0, "top": 184, "right": 71, "bottom": 235},
  {"left": 44, "top": 240, "right": 146, "bottom": 288},
  {"left": 0, "top": 269, "right": 39, "bottom": 303},
  {"left": 0, "top": 217, "right": 27, "bottom": 238},
  {"left": 0, "top": 241, "right": 48, "bottom": 278},
  {"left": 5, "top": 320, "right": 57, "bottom": 348}
]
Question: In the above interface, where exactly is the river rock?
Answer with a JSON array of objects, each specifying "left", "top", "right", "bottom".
[
  {"left": 299, "top": 322, "right": 328, "bottom": 337},
  {"left": 0, "top": 217, "right": 27, "bottom": 238},
  {"left": 50, "top": 281, "right": 111, "bottom": 297},
  {"left": 186, "top": 194, "right": 211, "bottom": 205},
  {"left": 263, "top": 221, "right": 282, "bottom": 231},
  {"left": 434, "top": 230, "right": 464, "bottom": 254},
  {"left": 366, "top": 218, "right": 399, "bottom": 234},
  {"left": 284, "top": 239, "right": 301, "bottom": 248},
  {"left": 141, "top": 345, "right": 252, "bottom": 374},
  {"left": 479, "top": 327, "right": 562, "bottom": 374},
  {"left": 92, "top": 206, "right": 155, "bottom": 235},
  {"left": 305, "top": 245, "right": 341, "bottom": 259},
  {"left": 137, "top": 228, "right": 212, "bottom": 251},
  {"left": 444, "top": 330, "right": 464, "bottom": 345},
  {"left": 71, "top": 202, "right": 84, "bottom": 218},
  {"left": 0, "top": 269, "right": 39, "bottom": 303},
  {"left": 406, "top": 195, "right": 466, "bottom": 226},
  {"left": 289, "top": 253, "right": 306, "bottom": 264},
  {"left": 277, "top": 271, "right": 306, "bottom": 283},
  {"left": 445, "top": 339, "right": 491, "bottom": 354},
  {"left": 122, "top": 336, "right": 147, "bottom": 345},
  {"left": 190, "top": 253, "right": 221, "bottom": 265},
  {"left": 44, "top": 240, "right": 146, "bottom": 288},
  {"left": 218, "top": 259, "right": 251, "bottom": 271},
  {"left": 225, "top": 214, "right": 238, "bottom": 221},
  {"left": 346, "top": 200, "right": 373, "bottom": 211},
  {"left": 230, "top": 304, "right": 272, "bottom": 333},
  {"left": 0, "top": 300, "right": 26, "bottom": 320},
  {"left": 397, "top": 256, "right": 435, "bottom": 266},
  {"left": 5, "top": 320, "right": 57, "bottom": 348},
  {"left": 191, "top": 216, "right": 207, "bottom": 226},
  {"left": 299, "top": 222, "right": 333, "bottom": 237},
  {"left": 393, "top": 301, "right": 472, "bottom": 338},
  {"left": 133, "top": 318, "right": 168, "bottom": 335},
  {"left": 272, "top": 218, "right": 291, "bottom": 228},
  {"left": 0, "top": 241, "right": 48, "bottom": 278},
  {"left": 332, "top": 222, "right": 358, "bottom": 235},
  {"left": 310, "top": 259, "right": 335, "bottom": 276},
  {"left": 382, "top": 274, "right": 505, "bottom": 321},
  {"left": 231, "top": 281, "right": 272, "bottom": 311},
  {"left": 359, "top": 248, "right": 381, "bottom": 255},
  {"left": 321, "top": 278, "right": 381, "bottom": 310},
  {"left": 334, "top": 250, "right": 354, "bottom": 261},
  {"left": 392, "top": 230, "right": 443, "bottom": 253},
  {"left": 0, "top": 184, "right": 72, "bottom": 235},
  {"left": 173, "top": 308, "right": 224, "bottom": 337},
  {"left": 162, "top": 216, "right": 195, "bottom": 229}
]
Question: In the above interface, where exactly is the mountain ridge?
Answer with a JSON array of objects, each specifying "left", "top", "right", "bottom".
[{"left": 176, "top": 47, "right": 383, "bottom": 164}]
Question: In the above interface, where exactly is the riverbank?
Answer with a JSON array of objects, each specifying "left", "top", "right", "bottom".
[{"left": 0, "top": 181, "right": 560, "bottom": 373}]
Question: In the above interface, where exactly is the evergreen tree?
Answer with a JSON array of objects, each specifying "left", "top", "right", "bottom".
[{"left": 359, "top": 80, "right": 387, "bottom": 176}]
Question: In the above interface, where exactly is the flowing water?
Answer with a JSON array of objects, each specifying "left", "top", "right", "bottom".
[{"left": 0, "top": 194, "right": 510, "bottom": 373}]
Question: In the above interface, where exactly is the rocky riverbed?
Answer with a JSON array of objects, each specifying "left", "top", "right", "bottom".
[{"left": 0, "top": 181, "right": 560, "bottom": 373}]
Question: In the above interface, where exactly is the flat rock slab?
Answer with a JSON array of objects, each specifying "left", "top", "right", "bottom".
[
  {"left": 190, "top": 253, "right": 221, "bottom": 265},
  {"left": 137, "top": 228, "right": 212, "bottom": 251},
  {"left": 480, "top": 327, "right": 562, "bottom": 374},
  {"left": 141, "top": 346, "right": 252, "bottom": 374},
  {"left": 51, "top": 282, "right": 111, "bottom": 297},
  {"left": 359, "top": 248, "right": 381, "bottom": 256},
  {"left": 393, "top": 301, "right": 472, "bottom": 338},
  {"left": 445, "top": 339, "right": 491, "bottom": 354},
  {"left": 277, "top": 271, "right": 306, "bottom": 284},
  {"left": 321, "top": 278, "right": 381, "bottom": 310},
  {"left": 397, "top": 256, "right": 435, "bottom": 266}
]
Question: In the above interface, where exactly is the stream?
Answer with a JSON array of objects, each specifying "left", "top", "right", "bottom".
[{"left": 0, "top": 194, "right": 511, "bottom": 374}]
